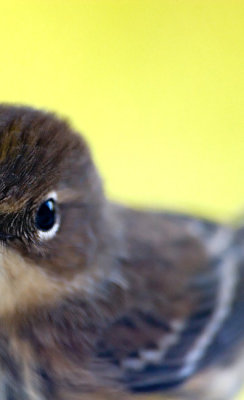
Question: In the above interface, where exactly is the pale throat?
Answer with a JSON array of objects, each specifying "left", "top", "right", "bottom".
[
  {"left": 0, "top": 247, "right": 71, "bottom": 317},
  {"left": 0, "top": 246, "right": 113, "bottom": 318}
]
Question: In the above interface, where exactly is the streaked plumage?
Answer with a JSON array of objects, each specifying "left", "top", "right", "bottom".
[{"left": 0, "top": 105, "right": 243, "bottom": 400}]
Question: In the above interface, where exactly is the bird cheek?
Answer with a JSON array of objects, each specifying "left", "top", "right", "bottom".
[{"left": 0, "top": 248, "right": 71, "bottom": 317}]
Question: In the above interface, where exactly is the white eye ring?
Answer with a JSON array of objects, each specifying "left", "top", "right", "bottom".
[{"left": 36, "top": 191, "right": 60, "bottom": 241}]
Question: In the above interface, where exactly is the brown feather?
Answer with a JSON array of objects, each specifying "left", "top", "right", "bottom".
[{"left": 0, "top": 105, "right": 242, "bottom": 400}]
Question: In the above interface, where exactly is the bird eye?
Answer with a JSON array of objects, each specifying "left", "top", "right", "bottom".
[
  {"left": 36, "top": 199, "right": 56, "bottom": 231},
  {"left": 35, "top": 197, "right": 60, "bottom": 240}
]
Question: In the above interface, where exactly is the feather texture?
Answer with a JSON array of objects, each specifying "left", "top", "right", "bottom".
[{"left": 0, "top": 106, "right": 242, "bottom": 399}]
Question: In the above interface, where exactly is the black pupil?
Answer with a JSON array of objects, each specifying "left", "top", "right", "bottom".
[{"left": 36, "top": 199, "right": 56, "bottom": 232}]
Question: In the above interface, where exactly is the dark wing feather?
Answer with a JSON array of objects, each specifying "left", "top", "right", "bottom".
[{"left": 95, "top": 212, "right": 243, "bottom": 394}]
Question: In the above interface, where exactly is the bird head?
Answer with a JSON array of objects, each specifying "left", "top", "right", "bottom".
[{"left": 0, "top": 105, "right": 114, "bottom": 317}]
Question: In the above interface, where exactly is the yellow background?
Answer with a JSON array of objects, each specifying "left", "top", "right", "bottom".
[{"left": 0, "top": 0, "right": 244, "bottom": 397}]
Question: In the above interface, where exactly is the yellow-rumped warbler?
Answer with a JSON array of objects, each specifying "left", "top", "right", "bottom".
[{"left": 0, "top": 105, "right": 243, "bottom": 400}]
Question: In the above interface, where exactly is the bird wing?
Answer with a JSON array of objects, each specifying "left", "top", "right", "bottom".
[{"left": 95, "top": 213, "right": 243, "bottom": 393}]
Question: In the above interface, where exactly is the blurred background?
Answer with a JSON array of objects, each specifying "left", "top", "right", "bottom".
[
  {"left": 0, "top": 0, "right": 244, "bottom": 396},
  {"left": 1, "top": 0, "right": 244, "bottom": 221}
]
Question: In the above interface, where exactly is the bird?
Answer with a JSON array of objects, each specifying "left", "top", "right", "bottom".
[{"left": 0, "top": 105, "right": 243, "bottom": 400}]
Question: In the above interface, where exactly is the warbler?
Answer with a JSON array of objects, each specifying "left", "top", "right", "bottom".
[{"left": 0, "top": 105, "right": 243, "bottom": 400}]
